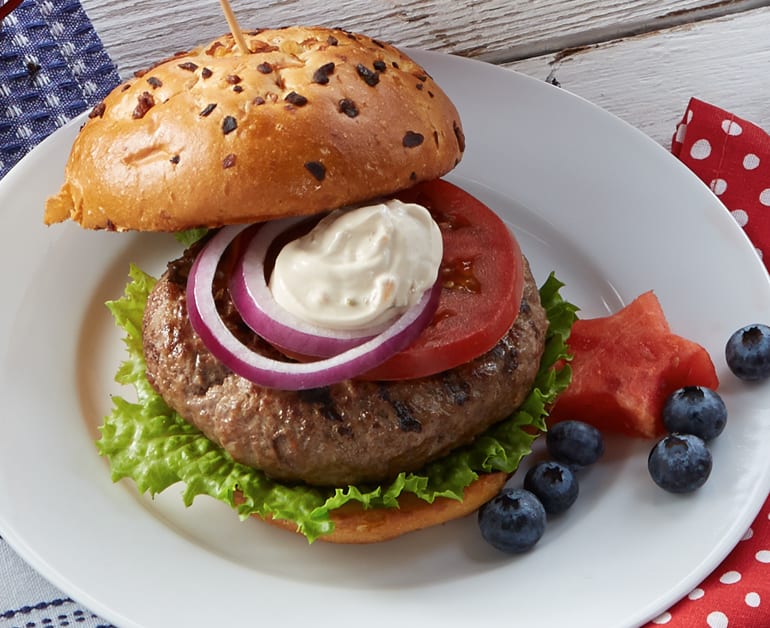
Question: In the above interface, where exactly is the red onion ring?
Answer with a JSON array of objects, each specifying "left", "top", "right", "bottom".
[
  {"left": 229, "top": 217, "right": 395, "bottom": 357},
  {"left": 186, "top": 224, "right": 441, "bottom": 390}
]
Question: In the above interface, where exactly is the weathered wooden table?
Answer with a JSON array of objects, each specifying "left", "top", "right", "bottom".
[{"left": 81, "top": 0, "right": 770, "bottom": 146}]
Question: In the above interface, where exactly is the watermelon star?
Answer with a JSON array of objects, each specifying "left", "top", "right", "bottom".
[{"left": 548, "top": 291, "right": 719, "bottom": 439}]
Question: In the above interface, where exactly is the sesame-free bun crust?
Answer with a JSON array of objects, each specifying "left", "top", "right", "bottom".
[
  {"left": 252, "top": 472, "right": 509, "bottom": 544},
  {"left": 44, "top": 26, "right": 465, "bottom": 232}
]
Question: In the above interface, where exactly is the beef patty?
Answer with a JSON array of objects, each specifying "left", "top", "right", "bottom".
[{"left": 142, "top": 245, "right": 548, "bottom": 487}]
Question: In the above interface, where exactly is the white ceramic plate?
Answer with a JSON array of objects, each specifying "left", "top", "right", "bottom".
[{"left": 2, "top": 50, "right": 770, "bottom": 628}]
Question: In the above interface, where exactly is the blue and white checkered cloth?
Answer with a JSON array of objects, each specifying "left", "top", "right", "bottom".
[
  {"left": 0, "top": 0, "right": 119, "bottom": 178},
  {"left": 1, "top": 1, "right": 119, "bottom": 624},
  {"left": 1, "top": 536, "right": 113, "bottom": 628}
]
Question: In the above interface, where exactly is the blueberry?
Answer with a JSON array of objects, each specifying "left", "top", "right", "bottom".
[
  {"left": 523, "top": 461, "right": 579, "bottom": 514},
  {"left": 726, "top": 324, "right": 770, "bottom": 381},
  {"left": 662, "top": 386, "right": 727, "bottom": 441},
  {"left": 648, "top": 433, "right": 712, "bottom": 493},
  {"left": 546, "top": 420, "right": 605, "bottom": 469},
  {"left": 477, "top": 488, "right": 546, "bottom": 553}
]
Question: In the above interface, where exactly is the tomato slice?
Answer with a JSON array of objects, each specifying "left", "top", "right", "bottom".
[{"left": 360, "top": 179, "right": 524, "bottom": 380}]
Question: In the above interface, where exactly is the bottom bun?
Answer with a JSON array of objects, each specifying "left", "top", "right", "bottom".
[{"left": 245, "top": 472, "right": 509, "bottom": 544}]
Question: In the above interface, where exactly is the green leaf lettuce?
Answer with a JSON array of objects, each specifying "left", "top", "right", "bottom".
[{"left": 96, "top": 266, "right": 577, "bottom": 542}]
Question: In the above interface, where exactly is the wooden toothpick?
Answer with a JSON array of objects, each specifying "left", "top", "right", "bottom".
[
  {"left": 0, "top": 0, "right": 24, "bottom": 22},
  {"left": 218, "top": 0, "right": 251, "bottom": 54}
]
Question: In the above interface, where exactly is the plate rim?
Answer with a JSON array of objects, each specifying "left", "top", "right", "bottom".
[{"left": 2, "top": 49, "right": 770, "bottom": 628}]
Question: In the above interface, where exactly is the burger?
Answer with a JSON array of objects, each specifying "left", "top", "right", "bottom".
[{"left": 44, "top": 26, "right": 574, "bottom": 543}]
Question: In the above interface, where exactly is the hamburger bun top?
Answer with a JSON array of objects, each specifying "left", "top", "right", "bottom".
[{"left": 44, "top": 26, "right": 465, "bottom": 232}]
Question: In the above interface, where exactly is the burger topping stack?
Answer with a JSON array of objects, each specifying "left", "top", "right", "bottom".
[
  {"left": 44, "top": 25, "right": 577, "bottom": 543},
  {"left": 270, "top": 200, "right": 443, "bottom": 331}
]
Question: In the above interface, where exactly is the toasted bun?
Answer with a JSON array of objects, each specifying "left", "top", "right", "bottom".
[
  {"left": 44, "top": 26, "right": 465, "bottom": 232},
  {"left": 249, "top": 472, "right": 509, "bottom": 544}
]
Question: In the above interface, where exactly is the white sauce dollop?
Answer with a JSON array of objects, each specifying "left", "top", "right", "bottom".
[{"left": 270, "top": 199, "right": 443, "bottom": 330}]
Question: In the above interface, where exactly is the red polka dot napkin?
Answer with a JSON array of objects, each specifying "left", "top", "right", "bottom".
[
  {"left": 671, "top": 97, "right": 770, "bottom": 271},
  {"left": 645, "top": 495, "right": 770, "bottom": 627},
  {"left": 640, "top": 100, "right": 770, "bottom": 627}
]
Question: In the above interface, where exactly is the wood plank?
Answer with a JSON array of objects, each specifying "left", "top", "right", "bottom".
[
  {"left": 505, "top": 6, "right": 770, "bottom": 146},
  {"left": 81, "top": 0, "right": 767, "bottom": 77}
]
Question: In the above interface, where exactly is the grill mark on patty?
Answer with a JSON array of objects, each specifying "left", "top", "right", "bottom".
[
  {"left": 394, "top": 400, "right": 423, "bottom": 432},
  {"left": 335, "top": 424, "right": 354, "bottom": 437},
  {"left": 297, "top": 387, "right": 343, "bottom": 422},
  {"left": 489, "top": 340, "right": 521, "bottom": 375},
  {"left": 441, "top": 371, "right": 471, "bottom": 405},
  {"left": 378, "top": 385, "right": 422, "bottom": 432}
]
